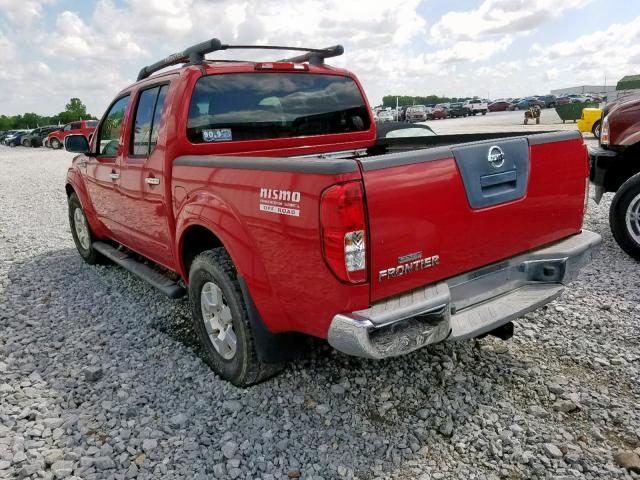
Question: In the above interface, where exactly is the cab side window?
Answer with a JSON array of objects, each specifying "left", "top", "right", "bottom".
[
  {"left": 98, "top": 95, "right": 130, "bottom": 157},
  {"left": 63, "top": 124, "right": 71, "bottom": 131},
  {"left": 131, "top": 84, "right": 168, "bottom": 156}
]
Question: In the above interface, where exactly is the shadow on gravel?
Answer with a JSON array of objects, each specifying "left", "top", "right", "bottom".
[{"left": 2, "top": 249, "right": 557, "bottom": 479}]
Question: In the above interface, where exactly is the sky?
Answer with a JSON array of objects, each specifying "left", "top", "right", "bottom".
[{"left": 0, "top": 0, "right": 638, "bottom": 117}]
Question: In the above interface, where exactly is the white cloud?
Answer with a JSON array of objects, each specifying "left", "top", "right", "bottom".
[
  {"left": 431, "top": 0, "right": 591, "bottom": 44},
  {"left": 0, "top": 0, "right": 634, "bottom": 116},
  {"left": 0, "top": 0, "right": 55, "bottom": 24},
  {"left": 531, "top": 16, "right": 640, "bottom": 85}
]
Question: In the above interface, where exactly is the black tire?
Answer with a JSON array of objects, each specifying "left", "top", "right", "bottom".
[
  {"left": 609, "top": 173, "right": 640, "bottom": 260},
  {"left": 68, "top": 192, "right": 103, "bottom": 265},
  {"left": 21, "top": 139, "right": 29, "bottom": 147},
  {"left": 592, "top": 120, "right": 601, "bottom": 139},
  {"left": 51, "top": 138, "right": 61, "bottom": 149},
  {"left": 189, "top": 248, "right": 283, "bottom": 386}
]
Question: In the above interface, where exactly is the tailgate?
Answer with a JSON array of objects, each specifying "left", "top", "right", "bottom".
[{"left": 360, "top": 131, "right": 589, "bottom": 302}]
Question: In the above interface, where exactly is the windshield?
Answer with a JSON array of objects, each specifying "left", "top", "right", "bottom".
[{"left": 187, "top": 73, "right": 370, "bottom": 143}]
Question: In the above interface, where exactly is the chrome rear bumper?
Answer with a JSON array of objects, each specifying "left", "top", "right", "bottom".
[{"left": 328, "top": 230, "right": 601, "bottom": 359}]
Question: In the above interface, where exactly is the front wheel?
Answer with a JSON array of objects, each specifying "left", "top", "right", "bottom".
[
  {"left": 592, "top": 121, "right": 602, "bottom": 139},
  {"left": 68, "top": 192, "right": 104, "bottom": 264},
  {"left": 51, "top": 138, "right": 61, "bottom": 149},
  {"left": 189, "top": 248, "right": 283, "bottom": 386},
  {"left": 610, "top": 174, "right": 640, "bottom": 260}
]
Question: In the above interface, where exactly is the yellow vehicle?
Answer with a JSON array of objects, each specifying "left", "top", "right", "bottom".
[{"left": 577, "top": 107, "right": 603, "bottom": 138}]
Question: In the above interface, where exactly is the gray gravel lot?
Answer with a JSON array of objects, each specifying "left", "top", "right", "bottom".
[{"left": 0, "top": 133, "right": 639, "bottom": 480}]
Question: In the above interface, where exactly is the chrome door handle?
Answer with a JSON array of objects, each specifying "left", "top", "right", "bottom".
[
  {"left": 144, "top": 177, "right": 160, "bottom": 185},
  {"left": 78, "top": 160, "right": 87, "bottom": 168},
  {"left": 109, "top": 172, "right": 120, "bottom": 180}
]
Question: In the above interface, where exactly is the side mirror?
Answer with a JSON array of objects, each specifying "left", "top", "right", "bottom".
[{"left": 65, "top": 134, "right": 90, "bottom": 154}]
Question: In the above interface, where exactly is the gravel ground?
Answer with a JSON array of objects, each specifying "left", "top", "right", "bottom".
[{"left": 1, "top": 142, "right": 639, "bottom": 480}]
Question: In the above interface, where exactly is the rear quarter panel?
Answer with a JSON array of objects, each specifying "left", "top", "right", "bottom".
[{"left": 172, "top": 162, "right": 369, "bottom": 337}]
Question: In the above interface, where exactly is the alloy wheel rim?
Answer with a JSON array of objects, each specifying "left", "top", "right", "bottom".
[
  {"left": 625, "top": 193, "right": 640, "bottom": 245},
  {"left": 200, "top": 281, "right": 237, "bottom": 360},
  {"left": 73, "top": 207, "right": 91, "bottom": 250}
]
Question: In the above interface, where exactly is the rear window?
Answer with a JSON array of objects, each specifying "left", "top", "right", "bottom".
[
  {"left": 86, "top": 120, "right": 98, "bottom": 128},
  {"left": 187, "top": 73, "right": 370, "bottom": 143}
]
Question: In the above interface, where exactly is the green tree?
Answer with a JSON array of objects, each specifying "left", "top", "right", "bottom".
[{"left": 65, "top": 98, "right": 88, "bottom": 119}]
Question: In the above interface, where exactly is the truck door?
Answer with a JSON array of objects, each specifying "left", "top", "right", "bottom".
[
  {"left": 84, "top": 95, "right": 130, "bottom": 236},
  {"left": 115, "top": 83, "right": 174, "bottom": 268}
]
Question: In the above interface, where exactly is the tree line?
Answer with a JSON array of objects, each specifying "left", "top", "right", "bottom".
[
  {"left": 381, "top": 95, "right": 476, "bottom": 108},
  {"left": 0, "top": 98, "right": 97, "bottom": 130}
]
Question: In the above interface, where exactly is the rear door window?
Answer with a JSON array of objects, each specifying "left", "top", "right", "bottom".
[
  {"left": 130, "top": 84, "right": 168, "bottom": 156},
  {"left": 85, "top": 120, "right": 98, "bottom": 128},
  {"left": 187, "top": 73, "right": 370, "bottom": 143},
  {"left": 70, "top": 122, "right": 81, "bottom": 130}
]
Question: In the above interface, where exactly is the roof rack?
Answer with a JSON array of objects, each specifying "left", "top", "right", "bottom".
[{"left": 136, "top": 38, "right": 344, "bottom": 81}]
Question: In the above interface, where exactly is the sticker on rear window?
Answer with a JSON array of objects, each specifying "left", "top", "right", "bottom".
[{"left": 202, "top": 128, "right": 232, "bottom": 142}]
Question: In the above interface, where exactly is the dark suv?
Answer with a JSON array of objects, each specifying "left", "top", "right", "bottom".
[{"left": 21, "top": 126, "right": 61, "bottom": 147}]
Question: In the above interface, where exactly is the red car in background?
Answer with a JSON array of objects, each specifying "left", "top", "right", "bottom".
[
  {"left": 47, "top": 120, "right": 98, "bottom": 149},
  {"left": 488, "top": 101, "right": 511, "bottom": 112},
  {"left": 429, "top": 107, "right": 449, "bottom": 119}
]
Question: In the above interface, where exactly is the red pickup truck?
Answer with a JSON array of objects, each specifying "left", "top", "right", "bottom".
[
  {"left": 64, "top": 39, "right": 600, "bottom": 386},
  {"left": 48, "top": 120, "right": 97, "bottom": 149}
]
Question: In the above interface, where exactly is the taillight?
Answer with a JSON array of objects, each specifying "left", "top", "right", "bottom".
[
  {"left": 320, "top": 182, "right": 368, "bottom": 284},
  {"left": 600, "top": 115, "right": 610, "bottom": 145}
]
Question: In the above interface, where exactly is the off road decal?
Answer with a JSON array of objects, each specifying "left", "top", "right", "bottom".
[{"left": 259, "top": 188, "right": 301, "bottom": 217}]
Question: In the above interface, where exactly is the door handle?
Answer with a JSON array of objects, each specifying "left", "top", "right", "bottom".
[
  {"left": 78, "top": 159, "right": 87, "bottom": 168},
  {"left": 144, "top": 177, "right": 160, "bottom": 185},
  {"left": 109, "top": 171, "right": 120, "bottom": 180}
]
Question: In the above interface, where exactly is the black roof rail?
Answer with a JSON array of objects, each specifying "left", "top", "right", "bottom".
[{"left": 137, "top": 38, "right": 344, "bottom": 81}]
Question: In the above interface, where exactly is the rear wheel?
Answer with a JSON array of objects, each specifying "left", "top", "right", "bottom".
[
  {"left": 189, "top": 248, "right": 283, "bottom": 386},
  {"left": 592, "top": 120, "right": 602, "bottom": 139},
  {"left": 51, "top": 138, "right": 61, "bottom": 149},
  {"left": 610, "top": 173, "right": 640, "bottom": 260},
  {"left": 21, "top": 139, "right": 29, "bottom": 147},
  {"left": 68, "top": 192, "right": 104, "bottom": 264}
]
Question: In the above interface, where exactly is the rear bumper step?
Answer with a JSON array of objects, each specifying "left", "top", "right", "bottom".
[
  {"left": 93, "top": 242, "right": 185, "bottom": 299},
  {"left": 327, "top": 230, "right": 601, "bottom": 359}
]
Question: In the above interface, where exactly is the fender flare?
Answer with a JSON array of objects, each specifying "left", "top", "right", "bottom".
[
  {"left": 65, "top": 168, "right": 109, "bottom": 238},
  {"left": 174, "top": 189, "right": 291, "bottom": 333}
]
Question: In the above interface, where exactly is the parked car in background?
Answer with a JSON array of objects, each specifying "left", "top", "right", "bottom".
[
  {"left": 488, "top": 101, "right": 511, "bottom": 112},
  {"left": 463, "top": 99, "right": 488, "bottom": 115},
  {"left": 589, "top": 94, "right": 640, "bottom": 259},
  {"left": 405, "top": 105, "right": 429, "bottom": 122},
  {"left": 0, "top": 130, "right": 19, "bottom": 143},
  {"left": 448, "top": 102, "right": 468, "bottom": 117},
  {"left": 536, "top": 95, "right": 557, "bottom": 108},
  {"left": 429, "top": 107, "right": 449, "bottom": 120},
  {"left": 4, "top": 130, "right": 31, "bottom": 147},
  {"left": 21, "top": 126, "right": 61, "bottom": 147},
  {"left": 577, "top": 108, "right": 603, "bottom": 138},
  {"left": 556, "top": 96, "right": 572, "bottom": 106},
  {"left": 47, "top": 120, "right": 98, "bottom": 149},
  {"left": 376, "top": 110, "right": 394, "bottom": 122},
  {"left": 567, "top": 94, "right": 590, "bottom": 103},
  {"left": 515, "top": 97, "right": 545, "bottom": 110}
]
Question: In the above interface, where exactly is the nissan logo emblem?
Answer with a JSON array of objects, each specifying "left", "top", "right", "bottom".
[{"left": 488, "top": 145, "right": 505, "bottom": 168}]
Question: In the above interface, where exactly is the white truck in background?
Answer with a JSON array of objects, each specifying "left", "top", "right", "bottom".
[{"left": 464, "top": 99, "right": 488, "bottom": 115}]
